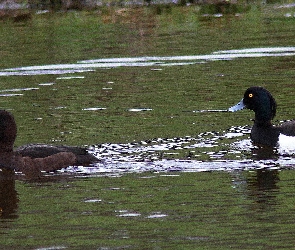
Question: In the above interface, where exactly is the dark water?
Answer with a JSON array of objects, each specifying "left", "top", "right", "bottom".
[
  {"left": 1, "top": 4, "right": 295, "bottom": 249},
  {"left": 2, "top": 170, "right": 295, "bottom": 249}
]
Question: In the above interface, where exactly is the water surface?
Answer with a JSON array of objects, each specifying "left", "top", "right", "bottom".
[{"left": 1, "top": 5, "right": 295, "bottom": 249}]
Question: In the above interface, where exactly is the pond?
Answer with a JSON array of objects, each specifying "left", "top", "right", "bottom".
[{"left": 1, "top": 4, "right": 295, "bottom": 249}]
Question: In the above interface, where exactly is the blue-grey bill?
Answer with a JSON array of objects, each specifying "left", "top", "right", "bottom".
[{"left": 228, "top": 99, "right": 245, "bottom": 112}]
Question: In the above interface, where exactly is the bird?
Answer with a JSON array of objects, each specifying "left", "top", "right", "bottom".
[
  {"left": 0, "top": 110, "right": 98, "bottom": 177},
  {"left": 228, "top": 86, "right": 295, "bottom": 147}
]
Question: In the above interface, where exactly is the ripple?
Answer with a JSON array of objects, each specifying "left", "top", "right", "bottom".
[
  {"left": 128, "top": 108, "right": 153, "bottom": 112},
  {"left": 146, "top": 213, "right": 168, "bottom": 219},
  {"left": 0, "top": 87, "right": 39, "bottom": 92},
  {"left": 0, "top": 87, "right": 39, "bottom": 97},
  {"left": 38, "top": 82, "right": 55, "bottom": 86},
  {"left": 82, "top": 107, "right": 107, "bottom": 111},
  {"left": 0, "top": 93, "right": 23, "bottom": 97},
  {"left": 56, "top": 76, "right": 85, "bottom": 80},
  {"left": 116, "top": 211, "right": 141, "bottom": 217},
  {"left": 60, "top": 125, "right": 295, "bottom": 175},
  {"left": 1, "top": 47, "right": 295, "bottom": 76}
]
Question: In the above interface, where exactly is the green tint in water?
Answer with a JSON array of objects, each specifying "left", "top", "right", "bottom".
[
  {"left": 0, "top": 6, "right": 295, "bottom": 146},
  {"left": 0, "top": 170, "right": 293, "bottom": 249},
  {"left": 0, "top": 5, "right": 295, "bottom": 249}
]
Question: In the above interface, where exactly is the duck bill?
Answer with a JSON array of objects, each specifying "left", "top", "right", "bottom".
[{"left": 228, "top": 99, "right": 246, "bottom": 112}]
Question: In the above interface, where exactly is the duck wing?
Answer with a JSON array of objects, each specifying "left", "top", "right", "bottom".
[
  {"left": 16, "top": 144, "right": 98, "bottom": 166},
  {"left": 278, "top": 120, "right": 295, "bottom": 136}
]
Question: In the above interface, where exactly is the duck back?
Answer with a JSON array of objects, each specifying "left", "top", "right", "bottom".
[
  {"left": 16, "top": 144, "right": 98, "bottom": 166},
  {"left": 278, "top": 120, "right": 295, "bottom": 136}
]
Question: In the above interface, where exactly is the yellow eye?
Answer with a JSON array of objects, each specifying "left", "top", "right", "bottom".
[{"left": 249, "top": 93, "right": 253, "bottom": 98}]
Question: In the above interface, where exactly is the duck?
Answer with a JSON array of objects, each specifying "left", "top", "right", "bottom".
[
  {"left": 228, "top": 86, "right": 295, "bottom": 147},
  {"left": 0, "top": 109, "right": 98, "bottom": 177}
]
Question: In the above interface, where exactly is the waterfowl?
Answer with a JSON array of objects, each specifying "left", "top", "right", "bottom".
[
  {"left": 229, "top": 86, "right": 295, "bottom": 147},
  {"left": 0, "top": 110, "right": 98, "bottom": 176}
]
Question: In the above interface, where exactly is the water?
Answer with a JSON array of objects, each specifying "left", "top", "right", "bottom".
[
  {"left": 1, "top": 46, "right": 295, "bottom": 76},
  {"left": 3, "top": 170, "right": 295, "bottom": 249},
  {"left": 1, "top": 4, "right": 295, "bottom": 249}
]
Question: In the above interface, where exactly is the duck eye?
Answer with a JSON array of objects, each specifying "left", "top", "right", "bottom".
[{"left": 248, "top": 93, "right": 253, "bottom": 98}]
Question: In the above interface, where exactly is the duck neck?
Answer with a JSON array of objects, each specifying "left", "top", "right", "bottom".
[
  {"left": 254, "top": 117, "right": 273, "bottom": 127},
  {"left": 0, "top": 132, "right": 15, "bottom": 153},
  {"left": 254, "top": 106, "right": 274, "bottom": 126},
  {"left": 0, "top": 143, "right": 14, "bottom": 153}
]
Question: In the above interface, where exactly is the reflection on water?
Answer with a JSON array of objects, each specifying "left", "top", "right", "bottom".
[
  {"left": 1, "top": 122, "right": 295, "bottom": 249},
  {"left": 2, "top": 168, "right": 295, "bottom": 249},
  {"left": 1, "top": 47, "right": 295, "bottom": 76},
  {"left": 0, "top": 169, "right": 18, "bottom": 219},
  {"left": 58, "top": 125, "right": 295, "bottom": 176},
  {"left": 1, "top": 9, "right": 295, "bottom": 248},
  {"left": 233, "top": 169, "right": 280, "bottom": 213},
  {"left": 0, "top": 87, "right": 39, "bottom": 97}
]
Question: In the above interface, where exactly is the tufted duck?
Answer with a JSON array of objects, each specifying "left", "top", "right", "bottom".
[{"left": 229, "top": 86, "right": 295, "bottom": 147}]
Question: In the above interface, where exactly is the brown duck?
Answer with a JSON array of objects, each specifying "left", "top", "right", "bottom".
[{"left": 0, "top": 110, "right": 98, "bottom": 177}]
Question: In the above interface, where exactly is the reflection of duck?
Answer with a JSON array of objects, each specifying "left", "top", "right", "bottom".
[
  {"left": 229, "top": 86, "right": 295, "bottom": 147},
  {"left": 0, "top": 169, "right": 18, "bottom": 219},
  {"left": 247, "top": 169, "right": 279, "bottom": 212},
  {"left": 0, "top": 110, "right": 98, "bottom": 177}
]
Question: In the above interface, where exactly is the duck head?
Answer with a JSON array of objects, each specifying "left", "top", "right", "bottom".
[
  {"left": 0, "top": 110, "right": 17, "bottom": 152},
  {"left": 229, "top": 86, "right": 277, "bottom": 124}
]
